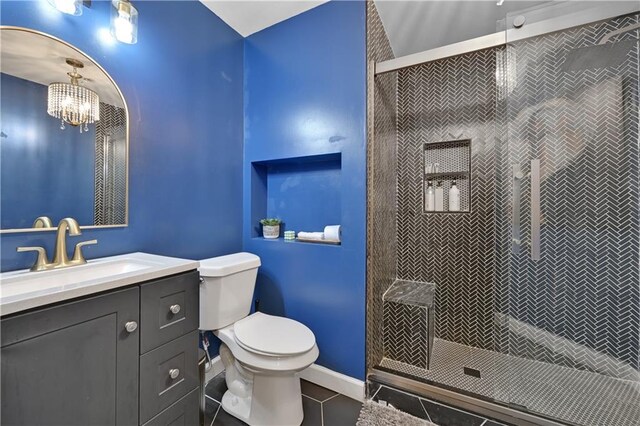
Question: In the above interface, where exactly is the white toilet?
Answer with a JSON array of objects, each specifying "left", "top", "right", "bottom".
[{"left": 199, "top": 252, "right": 319, "bottom": 426}]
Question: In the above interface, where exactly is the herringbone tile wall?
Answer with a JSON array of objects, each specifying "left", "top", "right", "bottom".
[
  {"left": 368, "top": 9, "right": 640, "bottom": 425},
  {"left": 381, "top": 12, "right": 640, "bottom": 381},
  {"left": 501, "top": 14, "right": 640, "bottom": 379},
  {"left": 396, "top": 47, "right": 500, "bottom": 351},
  {"left": 383, "top": 301, "right": 429, "bottom": 368},
  {"left": 94, "top": 102, "right": 127, "bottom": 226},
  {"left": 366, "top": 1, "right": 398, "bottom": 371}
]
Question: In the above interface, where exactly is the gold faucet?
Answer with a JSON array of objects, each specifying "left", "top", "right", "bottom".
[
  {"left": 16, "top": 217, "right": 98, "bottom": 272},
  {"left": 52, "top": 218, "right": 82, "bottom": 267}
]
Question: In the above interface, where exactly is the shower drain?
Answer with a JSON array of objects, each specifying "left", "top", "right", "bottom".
[{"left": 463, "top": 367, "right": 481, "bottom": 378}]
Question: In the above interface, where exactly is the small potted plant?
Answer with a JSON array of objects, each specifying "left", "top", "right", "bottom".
[{"left": 260, "top": 218, "right": 282, "bottom": 239}]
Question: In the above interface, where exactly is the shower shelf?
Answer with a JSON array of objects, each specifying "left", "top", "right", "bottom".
[
  {"left": 423, "top": 139, "right": 471, "bottom": 213},
  {"left": 251, "top": 236, "right": 341, "bottom": 248},
  {"left": 424, "top": 171, "right": 469, "bottom": 179}
]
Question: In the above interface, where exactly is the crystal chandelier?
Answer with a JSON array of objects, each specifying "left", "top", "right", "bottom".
[{"left": 47, "top": 58, "right": 100, "bottom": 133}]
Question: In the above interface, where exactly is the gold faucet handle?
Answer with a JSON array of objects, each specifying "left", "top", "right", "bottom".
[
  {"left": 32, "top": 216, "right": 53, "bottom": 228},
  {"left": 72, "top": 240, "right": 98, "bottom": 264},
  {"left": 17, "top": 246, "right": 50, "bottom": 272}
]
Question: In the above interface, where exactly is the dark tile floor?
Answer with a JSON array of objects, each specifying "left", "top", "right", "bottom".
[
  {"left": 368, "top": 381, "right": 513, "bottom": 426},
  {"left": 204, "top": 372, "right": 363, "bottom": 426},
  {"left": 204, "top": 372, "right": 512, "bottom": 426}
]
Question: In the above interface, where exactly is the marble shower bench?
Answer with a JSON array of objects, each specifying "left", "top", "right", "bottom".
[{"left": 383, "top": 279, "right": 435, "bottom": 369}]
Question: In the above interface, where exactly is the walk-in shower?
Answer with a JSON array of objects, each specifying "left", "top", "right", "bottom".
[{"left": 366, "top": 1, "right": 640, "bottom": 425}]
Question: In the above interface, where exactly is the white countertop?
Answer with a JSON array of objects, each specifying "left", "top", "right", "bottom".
[{"left": 0, "top": 252, "right": 200, "bottom": 316}]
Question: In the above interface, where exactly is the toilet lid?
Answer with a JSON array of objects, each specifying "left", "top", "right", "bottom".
[{"left": 234, "top": 312, "right": 316, "bottom": 356}]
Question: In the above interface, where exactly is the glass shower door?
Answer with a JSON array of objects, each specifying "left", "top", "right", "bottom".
[{"left": 503, "top": 2, "right": 640, "bottom": 424}]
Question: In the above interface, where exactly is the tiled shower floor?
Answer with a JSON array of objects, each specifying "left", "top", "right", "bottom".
[{"left": 379, "top": 339, "right": 640, "bottom": 426}]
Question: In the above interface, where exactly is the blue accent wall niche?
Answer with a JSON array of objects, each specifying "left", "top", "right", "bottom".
[
  {"left": 243, "top": 1, "right": 367, "bottom": 380},
  {"left": 250, "top": 153, "right": 342, "bottom": 237},
  {"left": 0, "top": 0, "right": 244, "bottom": 271}
]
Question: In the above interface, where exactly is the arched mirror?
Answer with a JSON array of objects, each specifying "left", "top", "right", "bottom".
[{"left": 0, "top": 27, "right": 129, "bottom": 232}]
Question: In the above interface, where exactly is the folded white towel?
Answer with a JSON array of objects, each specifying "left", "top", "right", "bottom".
[{"left": 297, "top": 232, "right": 325, "bottom": 240}]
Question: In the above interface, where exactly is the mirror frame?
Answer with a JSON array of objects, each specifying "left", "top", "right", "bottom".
[{"left": 0, "top": 26, "right": 129, "bottom": 233}]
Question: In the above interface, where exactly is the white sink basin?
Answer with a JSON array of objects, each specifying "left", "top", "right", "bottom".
[{"left": 1, "top": 252, "right": 199, "bottom": 316}]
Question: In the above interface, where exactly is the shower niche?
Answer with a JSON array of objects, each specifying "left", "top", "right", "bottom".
[{"left": 422, "top": 139, "right": 471, "bottom": 213}]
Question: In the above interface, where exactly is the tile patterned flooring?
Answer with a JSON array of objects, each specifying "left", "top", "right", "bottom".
[
  {"left": 205, "top": 371, "right": 511, "bottom": 426},
  {"left": 368, "top": 381, "right": 511, "bottom": 426},
  {"left": 379, "top": 338, "right": 640, "bottom": 426},
  {"left": 204, "top": 372, "right": 362, "bottom": 426}
]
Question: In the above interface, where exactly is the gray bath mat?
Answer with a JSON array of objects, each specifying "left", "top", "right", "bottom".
[{"left": 356, "top": 400, "right": 437, "bottom": 426}]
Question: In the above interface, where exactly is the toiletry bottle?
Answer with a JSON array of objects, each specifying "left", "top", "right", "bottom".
[
  {"left": 425, "top": 163, "right": 433, "bottom": 176},
  {"left": 425, "top": 181, "right": 435, "bottom": 211},
  {"left": 435, "top": 181, "right": 444, "bottom": 211},
  {"left": 449, "top": 180, "right": 460, "bottom": 211}
]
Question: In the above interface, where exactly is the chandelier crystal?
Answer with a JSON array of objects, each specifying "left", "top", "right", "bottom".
[{"left": 47, "top": 58, "right": 100, "bottom": 133}]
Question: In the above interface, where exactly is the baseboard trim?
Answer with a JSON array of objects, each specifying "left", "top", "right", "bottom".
[
  {"left": 203, "top": 358, "right": 365, "bottom": 402},
  {"left": 300, "top": 364, "right": 365, "bottom": 402},
  {"left": 204, "top": 355, "right": 225, "bottom": 384}
]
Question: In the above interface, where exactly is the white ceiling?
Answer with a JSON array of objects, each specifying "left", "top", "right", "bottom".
[
  {"left": 198, "top": 0, "right": 547, "bottom": 54},
  {"left": 200, "top": 0, "right": 328, "bottom": 37},
  {"left": 1, "top": 29, "right": 125, "bottom": 108}
]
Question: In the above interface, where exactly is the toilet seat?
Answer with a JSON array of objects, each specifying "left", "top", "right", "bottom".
[{"left": 234, "top": 312, "right": 316, "bottom": 356}]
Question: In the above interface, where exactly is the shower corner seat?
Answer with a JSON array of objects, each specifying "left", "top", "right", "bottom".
[{"left": 383, "top": 279, "right": 436, "bottom": 369}]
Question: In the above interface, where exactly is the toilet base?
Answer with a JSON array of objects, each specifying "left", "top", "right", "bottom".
[{"left": 221, "top": 371, "right": 304, "bottom": 426}]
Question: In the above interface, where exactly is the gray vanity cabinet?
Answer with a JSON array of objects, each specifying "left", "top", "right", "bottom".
[
  {"left": 1, "top": 287, "right": 140, "bottom": 426},
  {"left": 1, "top": 270, "right": 200, "bottom": 426}
]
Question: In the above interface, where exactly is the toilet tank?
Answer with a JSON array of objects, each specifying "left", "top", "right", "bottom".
[{"left": 199, "top": 252, "right": 261, "bottom": 331}]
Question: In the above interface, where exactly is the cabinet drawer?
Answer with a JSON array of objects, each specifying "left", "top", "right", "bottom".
[
  {"left": 140, "top": 270, "right": 199, "bottom": 353},
  {"left": 142, "top": 387, "right": 200, "bottom": 426},
  {"left": 140, "top": 330, "right": 199, "bottom": 424}
]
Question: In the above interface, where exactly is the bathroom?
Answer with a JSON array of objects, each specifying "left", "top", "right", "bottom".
[{"left": 0, "top": 0, "right": 638, "bottom": 425}]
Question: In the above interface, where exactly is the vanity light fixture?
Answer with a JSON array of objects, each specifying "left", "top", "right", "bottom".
[
  {"left": 110, "top": 0, "right": 138, "bottom": 44},
  {"left": 47, "top": 58, "right": 100, "bottom": 133},
  {"left": 47, "top": 0, "right": 83, "bottom": 16}
]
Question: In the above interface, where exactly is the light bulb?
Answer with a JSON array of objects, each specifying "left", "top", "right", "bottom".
[
  {"left": 114, "top": 14, "right": 134, "bottom": 44},
  {"left": 47, "top": 0, "right": 82, "bottom": 15},
  {"left": 110, "top": 0, "right": 138, "bottom": 44}
]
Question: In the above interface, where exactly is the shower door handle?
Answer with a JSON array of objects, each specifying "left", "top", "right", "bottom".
[
  {"left": 530, "top": 159, "right": 541, "bottom": 261},
  {"left": 512, "top": 164, "right": 524, "bottom": 253}
]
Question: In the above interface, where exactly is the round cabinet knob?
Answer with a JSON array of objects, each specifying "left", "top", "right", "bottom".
[
  {"left": 125, "top": 321, "right": 137, "bottom": 333},
  {"left": 169, "top": 304, "right": 181, "bottom": 314},
  {"left": 169, "top": 368, "right": 180, "bottom": 380}
]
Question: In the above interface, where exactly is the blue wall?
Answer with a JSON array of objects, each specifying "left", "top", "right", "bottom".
[
  {"left": 1, "top": 0, "right": 244, "bottom": 271},
  {"left": 243, "top": 1, "right": 367, "bottom": 380},
  {"left": 2, "top": 0, "right": 368, "bottom": 380},
  {"left": 1, "top": 73, "right": 95, "bottom": 229}
]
